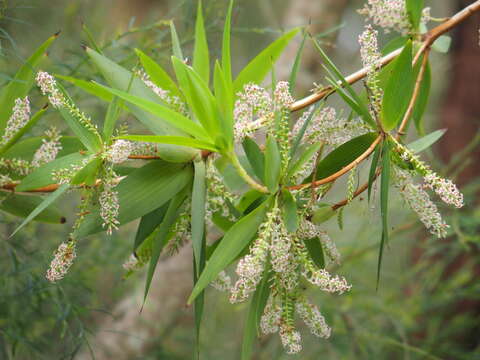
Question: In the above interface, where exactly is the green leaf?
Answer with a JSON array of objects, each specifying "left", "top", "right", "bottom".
[
  {"left": 406, "top": 0, "right": 424, "bottom": 30},
  {"left": 241, "top": 267, "right": 272, "bottom": 360},
  {"left": 290, "top": 103, "right": 322, "bottom": 157},
  {"left": 0, "top": 34, "right": 58, "bottom": 133},
  {"left": 134, "top": 204, "right": 169, "bottom": 251},
  {"left": 213, "top": 61, "right": 234, "bottom": 146},
  {"left": 82, "top": 22, "right": 102, "bottom": 53},
  {"left": 222, "top": 0, "right": 234, "bottom": 86},
  {"left": 368, "top": 142, "right": 382, "bottom": 202},
  {"left": 242, "top": 137, "right": 265, "bottom": 182},
  {"left": 287, "top": 142, "right": 322, "bottom": 180},
  {"left": 75, "top": 161, "right": 193, "bottom": 237},
  {"left": 84, "top": 47, "right": 187, "bottom": 137},
  {"left": 56, "top": 75, "right": 114, "bottom": 102},
  {"left": 16, "top": 152, "right": 90, "bottom": 191},
  {"left": 135, "top": 48, "right": 182, "bottom": 98},
  {"left": 10, "top": 184, "right": 69, "bottom": 237},
  {"left": 70, "top": 157, "right": 102, "bottom": 186},
  {"left": 264, "top": 136, "right": 281, "bottom": 193},
  {"left": 282, "top": 190, "right": 298, "bottom": 233},
  {"left": 381, "top": 37, "right": 408, "bottom": 56},
  {"left": 0, "top": 106, "right": 48, "bottom": 156},
  {"left": 171, "top": 57, "right": 219, "bottom": 139},
  {"left": 432, "top": 36, "right": 452, "bottom": 53},
  {"left": 192, "top": 160, "right": 207, "bottom": 272},
  {"left": 188, "top": 197, "right": 272, "bottom": 304},
  {"left": 144, "top": 190, "right": 188, "bottom": 303},
  {"left": 99, "top": 84, "right": 210, "bottom": 140},
  {"left": 2, "top": 136, "right": 84, "bottom": 161},
  {"left": 0, "top": 194, "right": 65, "bottom": 224},
  {"left": 310, "top": 133, "right": 378, "bottom": 181},
  {"left": 408, "top": 129, "right": 446, "bottom": 154},
  {"left": 55, "top": 82, "right": 103, "bottom": 153},
  {"left": 304, "top": 237, "right": 325, "bottom": 269},
  {"left": 311, "top": 204, "right": 336, "bottom": 225},
  {"left": 313, "top": 39, "right": 374, "bottom": 126},
  {"left": 413, "top": 61, "right": 431, "bottom": 134},
  {"left": 119, "top": 135, "right": 218, "bottom": 152},
  {"left": 103, "top": 96, "right": 121, "bottom": 142},
  {"left": 193, "top": 0, "right": 210, "bottom": 84},
  {"left": 289, "top": 31, "right": 307, "bottom": 94},
  {"left": 170, "top": 21, "right": 184, "bottom": 59},
  {"left": 381, "top": 40, "right": 414, "bottom": 131},
  {"left": 233, "top": 28, "right": 299, "bottom": 93},
  {"left": 377, "top": 141, "right": 391, "bottom": 289}
]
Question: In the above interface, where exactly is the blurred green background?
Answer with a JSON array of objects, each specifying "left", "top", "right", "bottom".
[{"left": 1, "top": 0, "right": 479, "bottom": 359}]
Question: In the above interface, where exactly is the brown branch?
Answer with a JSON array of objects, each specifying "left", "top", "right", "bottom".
[
  {"left": 289, "top": 0, "right": 480, "bottom": 113},
  {"left": 287, "top": 135, "right": 382, "bottom": 191}
]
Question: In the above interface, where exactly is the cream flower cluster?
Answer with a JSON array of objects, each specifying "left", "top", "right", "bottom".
[
  {"left": 1, "top": 97, "right": 30, "bottom": 146},
  {"left": 46, "top": 241, "right": 77, "bottom": 282},
  {"left": 32, "top": 127, "right": 62, "bottom": 168},
  {"left": 359, "top": 0, "right": 430, "bottom": 35},
  {"left": 105, "top": 139, "right": 133, "bottom": 164}
]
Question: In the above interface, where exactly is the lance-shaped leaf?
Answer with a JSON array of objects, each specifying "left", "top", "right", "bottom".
[
  {"left": 242, "top": 137, "right": 265, "bottom": 182},
  {"left": 0, "top": 194, "right": 65, "bottom": 224},
  {"left": 406, "top": 0, "right": 424, "bottom": 30},
  {"left": 188, "top": 197, "right": 272, "bottom": 304},
  {"left": 222, "top": 0, "right": 234, "bottom": 86},
  {"left": 135, "top": 49, "right": 181, "bottom": 98},
  {"left": 282, "top": 190, "right": 298, "bottom": 233},
  {"left": 74, "top": 161, "right": 193, "bottom": 237},
  {"left": 10, "top": 184, "right": 69, "bottom": 237},
  {"left": 99, "top": 84, "right": 210, "bottom": 141},
  {"left": 70, "top": 157, "right": 102, "bottom": 186},
  {"left": 134, "top": 204, "right": 169, "bottom": 251},
  {"left": 16, "top": 152, "right": 90, "bottom": 191},
  {"left": 192, "top": 160, "right": 207, "bottom": 272},
  {"left": 287, "top": 142, "right": 322, "bottom": 180},
  {"left": 193, "top": 0, "right": 210, "bottom": 84},
  {"left": 84, "top": 47, "right": 188, "bottom": 137},
  {"left": 307, "top": 133, "right": 378, "bottom": 181},
  {"left": 381, "top": 40, "right": 414, "bottom": 131},
  {"left": 170, "top": 21, "right": 184, "bottom": 59},
  {"left": 368, "top": 142, "right": 382, "bottom": 202},
  {"left": 241, "top": 267, "right": 272, "bottom": 360},
  {"left": 412, "top": 60, "right": 431, "bottom": 135},
  {"left": 119, "top": 135, "right": 218, "bottom": 152},
  {"left": 0, "top": 33, "right": 58, "bottom": 133},
  {"left": 289, "top": 31, "right": 307, "bottom": 94},
  {"left": 233, "top": 28, "right": 299, "bottom": 93},
  {"left": 304, "top": 237, "right": 325, "bottom": 269},
  {"left": 214, "top": 61, "right": 234, "bottom": 146},
  {"left": 264, "top": 136, "right": 281, "bottom": 193},
  {"left": 377, "top": 141, "right": 391, "bottom": 289},
  {"left": 408, "top": 129, "right": 446, "bottom": 154},
  {"left": 144, "top": 189, "right": 189, "bottom": 303}
]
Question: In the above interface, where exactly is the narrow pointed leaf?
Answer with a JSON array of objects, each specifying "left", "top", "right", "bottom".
[
  {"left": 406, "top": 0, "right": 424, "bottom": 30},
  {"left": 103, "top": 96, "right": 121, "bottom": 142},
  {"left": 170, "top": 21, "right": 184, "bottom": 59},
  {"left": 214, "top": 61, "right": 234, "bottom": 145},
  {"left": 282, "top": 190, "right": 298, "bottom": 233},
  {"left": 99, "top": 84, "right": 210, "bottom": 140},
  {"left": 0, "top": 194, "right": 65, "bottom": 224},
  {"left": 134, "top": 204, "right": 169, "bottom": 251},
  {"left": 222, "top": 0, "right": 234, "bottom": 85},
  {"left": 377, "top": 141, "right": 391, "bottom": 289},
  {"left": 408, "top": 129, "right": 446, "bottom": 154},
  {"left": 264, "top": 136, "right": 281, "bottom": 193},
  {"left": 368, "top": 142, "right": 382, "bottom": 202},
  {"left": 70, "top": 157, "right": 102, "bottom": 186},
  {"left": 288, "top": 31, "right": 307, "bottom": 94},
  {"left": 304, "top": 237, "right": 325, "bottom": 269},
  {"left": 381, "top": 40, "right": 414, "bottom": 131},
  {"left": 193, "top": 0, "right": 210, "bottom": 84},
  {"left": 242, "top": 137, "right": 265, "bottom": 182},
  {"left": 135, "top": 48, "right": 182, "bottom": 98},
  {"left": 192, "top": 160, "right": 207, "bottom": 272},
  {"left": 413, "top": 61, "right": 431, "bottom": 134},
  {"left": 233, "top": 28, "right": 299, "bottom": 93},
  {"left": 144, "top": 190, "right": 188, "bottom": 303},
  {"left": 188, "top": 197, "right": 272, "bottom": 303},
  {"left": 11, "top": 184, "right": 69, "bottom": 237}
]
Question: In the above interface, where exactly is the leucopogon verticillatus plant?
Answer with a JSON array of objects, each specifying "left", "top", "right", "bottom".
[{"left": 1, "top": 0, "right": 478, "bottom": 357}]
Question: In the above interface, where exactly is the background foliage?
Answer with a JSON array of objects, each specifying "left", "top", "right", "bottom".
[{"left": 0, "top": 0, "right": 479, "bottom": 359}]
